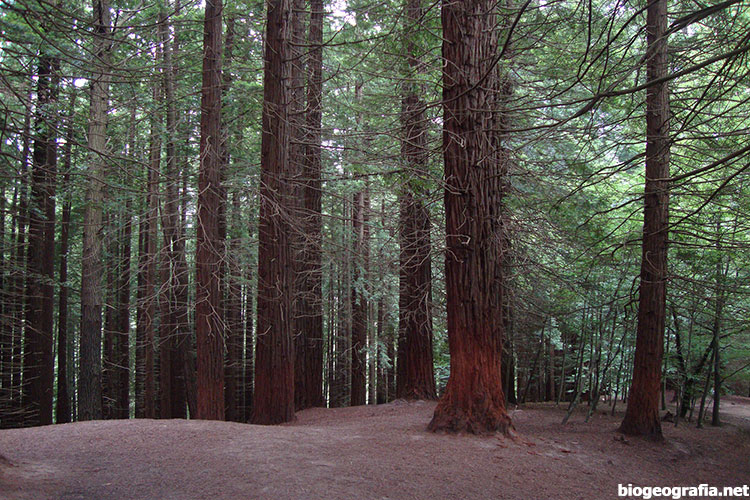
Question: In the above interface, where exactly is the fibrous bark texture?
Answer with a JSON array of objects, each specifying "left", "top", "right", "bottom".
[
  {"left": 195, "top": 0, "right": 225, "bottom": 420},
  {"left": 396, "top": 0, "right": 436, "bottom": 401},
  {"left": 619, "top": 0, "right": 669, "bottom": 441},
  {"left": 253, "top": 0, "right": 295, "bottom": 425},
  {"left": 295, "top": 0, "right": 325, "bottom": 410},
  {"left": 428, "top": 0, "right": 512, "bottom": 435},
  {"left": 79, "top": 0, "right": 111, "bottom": 421},
  {"left": 25, "top": 53, "right": 58, "bottom": 426}
]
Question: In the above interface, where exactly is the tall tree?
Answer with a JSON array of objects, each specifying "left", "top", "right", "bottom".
[
  {"left": 428, "top": 0, "right": 513, "bottom": 434},
  {"left": 222, "top": 15, "right": 242, "bottom": 422},
  {"left": 24, "top": 50, "right": 59, "bottom": 426},
  {"left": 136, "top": 83, "right": 161, "bottom": 419},
  {"left": 294, "top": 0, "right": 325, "bottom": 409},
  {"left": 79, "top": 0, "right": 112, "bottom": 421},
  {"left": 619, "top": 0, "right": 670, "bottom": 440},
  {"left": 396, "top": 0, "right": 436, "bottom": 401},
  {"left": 56, "top": 90, "right": 76, "bottom": 424},
  {"left": 254, "top": 0, "right": 295, "bottom": 424},
  {"left": 195, "top": 0, "right": 225, "bottom": 420}
]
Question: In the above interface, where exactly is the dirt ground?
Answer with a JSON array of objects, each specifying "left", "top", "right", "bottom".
[{"left": 1, "top": 398, "right": 749, "bottom": 500}]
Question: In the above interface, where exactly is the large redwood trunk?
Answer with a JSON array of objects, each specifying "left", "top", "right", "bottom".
[
  {"left": 195, "top": 0, "right": 225, "bottom": 420},
  {"left": 296, "top": 0, "right": 325, "bottom": 409},
  {"left": 428, "top": 0, "right": 512, "bottom": 434},
  {"left": 253, "top": 0, "right": 295, "bottom": 424},
  {"left": 619, "top": 0, "right": 670, "bottom": 440},
  {"left": 24, "top": 53, "right": 59, "bottom": 426},
  {"left": 79, "top": 0, "right": 111, "bottom": 421},
  {"left": 293, "top": 0, "right": 324, "bottom": 411}
]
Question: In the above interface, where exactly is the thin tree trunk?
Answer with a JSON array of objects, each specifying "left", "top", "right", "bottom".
[
  {"left": 103, "top": 213, "right": 117, "bottom": 419},
  {"left": 350, "top": 190, "right": 368, "bottom": 406},
  {"left": 243, "top": 261, "right": 254, "bottom": 421},
  {"left": 710, "top": 243, "right": 725, "bottom": 427},
  {"left": 116, "top": 201, "right": 132, "bottom": 419},
  {"left": 396, "top": 0, "right": 436, "bottom": 397},
  {"left": 55, "top": 89, "right": 76, "bottom": 424},
  {"left": 225, "top": 193, "right": 243, "bottom": 421}
]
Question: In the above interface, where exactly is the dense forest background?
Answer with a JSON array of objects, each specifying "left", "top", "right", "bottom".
[{"left": 0, "top": 0, "right": 748, "bottom": 433}]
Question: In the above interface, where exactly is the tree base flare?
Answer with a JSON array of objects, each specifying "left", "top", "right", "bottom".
[
  {"left": 427, "top": 400, "right": 514, "bottom": 435},
  {"left": 618, "top": 419, "right": 663, "bottom": 442}
]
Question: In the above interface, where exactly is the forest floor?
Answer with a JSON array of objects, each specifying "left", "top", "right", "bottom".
[{"left": 1, "top": 397, "right": 749, "bottom": 500}]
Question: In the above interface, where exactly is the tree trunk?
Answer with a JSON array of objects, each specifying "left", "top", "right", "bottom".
[
  {"left": 195, "top": 0, "right": 226, "bottom": 421},
  {"left": 396, "top": 0, "right": 436, "bottom": 399},
  {"left": 225, "top": 193, "right": 243, "bottom": 422},
  {"left": 25, "top": 53, "right": 59, "bottom": 426},
  {"left": 710, "top": 242, "right": 725, "bottom": 427},
  {"left": 619, "top": 0, "right": 669, "bottom": 441},
  {"left": 79, "top": 0, "right": 111, "bottom": 421},
  {"left": 294, "top": 0, "right": 325, "bottom": 410},
  {"left": 3, "top": 97, "right": 32, "bottom": 428},
  {"left": 103, "top": 213, "right": 117, "bottom": 419},
  {"left": 350, "top": 190, "right": 368, "bottom": 406},
  {"left": 428, "top": 0, "right": 512, "bottom": 434},
  {"left": 243, "top": 262, "right": 254, "bottom": 421},
  {"left": 55, "top": 90, "right": 76, "bottom": 424},
  {"left": 116, "top": 201, "right": 132, "bottom": 419},
  {"left": 253, "top": 0, "right": 295, "bottom": 424}
]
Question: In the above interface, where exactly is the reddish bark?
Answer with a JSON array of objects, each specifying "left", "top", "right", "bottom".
[
  {"left": 253, "top": 0, "right": 295, "bottom": 425},
  {"left": 428, "top": 0, "right": 512, "bottom": 434},
  {"left": 196, "top": 0, "right": 226, "bottom": 420},
  {"left": 79, "top": 0, "right": 111, "bottom": 421},
  {"left": 136, "top": 89, "right": 161, "bottom": 419},
  {"left": 619, "top": 0, "right": 669, "bottom": 441},
  {"left": 295, "top": 0, "right": 325, "bottom": 410},
  {"left": 395, "top": 0, "right": 435, "bottom": 402}
]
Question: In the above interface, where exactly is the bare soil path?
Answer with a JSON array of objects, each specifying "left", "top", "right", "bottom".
[{"left": 1, "top": 400, "right": 748, "bottom": 499}]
